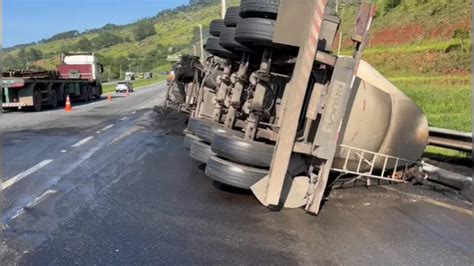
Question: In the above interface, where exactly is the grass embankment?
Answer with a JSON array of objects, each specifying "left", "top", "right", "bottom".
[
  {"left": 353, "top": 37, "right": 472, "bottom": 159},
  {"left": 102, "top": 75, "right": 166, "bottom": 93},
  {"left": 393, "top": 77, "right": 471, "bottom": 160},
  {"left": 392, "top": 77, "right": 471, "bottom": 132}
]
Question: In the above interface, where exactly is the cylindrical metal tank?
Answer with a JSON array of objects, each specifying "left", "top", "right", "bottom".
[{"left": 334, "top": 60, "right": 429, "bottom": 171}]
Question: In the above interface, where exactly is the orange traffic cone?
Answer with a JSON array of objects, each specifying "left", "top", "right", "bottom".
[
  {"left": 65, "top": 95, "right": 72, "bottom": 112},
  {"left": 108, "top": 93, "right": 112, "bottom": 102}
]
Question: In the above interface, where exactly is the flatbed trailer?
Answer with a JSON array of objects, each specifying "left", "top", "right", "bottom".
[
  {"left": 2, "top": 52, "right": 103, "bottom": 112},
  {"left": 2, "top": 71, "right": 101, "bottom": 112}
]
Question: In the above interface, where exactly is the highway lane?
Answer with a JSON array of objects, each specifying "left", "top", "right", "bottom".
[
  {"left": 0, "top": 81, "right": 472, "bottom": 264},
  {"left": 1, "top": 82, "right": 168, "bottom": 243}
]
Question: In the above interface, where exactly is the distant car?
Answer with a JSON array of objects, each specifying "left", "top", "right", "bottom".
[{"left": 116, "top": 82, "right": 134, "bottom": 93}]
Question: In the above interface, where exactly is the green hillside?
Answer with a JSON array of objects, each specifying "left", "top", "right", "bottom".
[
  {"left": 3, "top": 0, "right": 471, "bottom": 135},
  {"left": 3, "top": 0, "right": 240, "bottom": 78}
]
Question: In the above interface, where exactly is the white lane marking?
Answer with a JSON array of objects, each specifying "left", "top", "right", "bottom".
[
  {"left": 120, "top": 117, "right": 128, "bottom": 121},
  {"left": 2, "top": 160, "right": 54, "bottom": 190},
  {"left": 61, "top": 150, "right": 67, "bottom": 153},
  {"left": 71, "top": 136, "right": 94, "bottom": 148},
  {"left": 131, "top": 111, "right": 137, "bottom": 115},
  {"left": 11, "top": 209, "right": 24, "bottom": 220},
  {"left": 25, "top": 189, "right": 58, "bottom": 209},
  {"left": 96, "top": 131, "right": 101, "bottom": 134},
  {"left": 101, "top": 124, "right": 115, "bottom": 131}
]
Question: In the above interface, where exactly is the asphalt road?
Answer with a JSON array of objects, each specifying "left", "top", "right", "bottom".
[{"left": 1, "top": 82, "right": 472, "bottom": 265}]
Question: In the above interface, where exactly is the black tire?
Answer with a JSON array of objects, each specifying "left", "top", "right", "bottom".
[
  {"left": 96, "top": 85, "right": 102, "bottom": 100},
  {"left": 235, "top": 17, "right": 278, "bottom": 47},
  {"left": 50, "top": 90, "right": 58, "bottom": 109},
  {"left": 186, "top": 117, "right": 205, "bottom": 134},
  {"left": 206, "top": 156, "right": 268, "bottom": 189},
  {"left": 224, "top": 6, "right": 241, "bottom": 27},
  {"left": 32, "top": 90, "right": 42, "bottom": 112},
  {"left": 188, "top": 118, "right": 227, "bottom": 144},
  {"left": 240, "top": 0, "right": 280, "bottom": 19},
  {"left": 209, "top": 19, "right": 225, "bottom": 37},
  {"left": 205, "top": 37, "right": 234, "bottom": 58},
  {"left": 82, "top": 87, "right": 90, "bottom": 102},
  {"left": 190, "top": 141, "right": 215, "bottom": 164},
  {"left": 183, "top": 132, "right": 201, "bottom": 149},
  {"left": 211, "top": 131, "right": 275, "bottom": 168},
  {"left": 219, "top": 27, "right": 253, "bottom": 53}
]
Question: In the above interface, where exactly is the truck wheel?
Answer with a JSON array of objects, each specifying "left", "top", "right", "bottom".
[
  {"left": 188, "top": 118, "right": 227, "bottom": 144},
  {"left": 32, "top": 90, "right": 43, "bottom": 112},
  {"left": 211, "top": 130, "right": 275, "bottom": 168},
  {"left": 209, "top": 19, "right": 225, "bottom": 37},
  {"left": 240, "top": 0, "right": 280, "bottom": 19},
  {"left": 205, "top": 37, "right": 234, "bottom": 59},
  {"left": 190, "top": 141, "right": 215, "bottom": 164},
  {"left": 220, "top": 27, "right": 253, "bottom": 53},
  {"left": 205, "top": 156, "right": 268, "bottom": 189},
  {"left": 50, "top": 90, "right": 58, "bottom": 109},
  {"left": 183, "top": 132, "right": 201, "bottom": 149},
  {"left": 96, "top": 86, "right": 102, "bottom": 100},
  {"left": 235, "top": 17, "right": 277, "bottom": 47},
  {"left": 224, "top": 6, "right": 241, "bottom": 27},
  {"left": 81, "top": 87, "right": 90, "bottom": 102}
]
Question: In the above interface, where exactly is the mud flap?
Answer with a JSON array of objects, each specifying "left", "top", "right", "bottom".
[
  {"left": 251, "top": 175, "right": 309, "bottom": 209},
  {"left": 251, "top": 155, "right": 309, "bottom": 209}
]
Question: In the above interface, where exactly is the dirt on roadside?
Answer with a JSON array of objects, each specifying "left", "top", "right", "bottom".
[{"left": 152, "top": 106, "right": 189, "bottom": 136}]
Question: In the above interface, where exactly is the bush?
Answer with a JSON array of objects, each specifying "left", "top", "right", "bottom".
[
  {"left": 133, "top": 21, "right": 157, "bottom": 41},
  {"left": 383, "top": 0, "right": 401, "bottom": 12},
  {"left": 74, "top": 38, "right": 93, "bottom": 51},
  {"left": 91, "top": 32, "right": 123, "bottom": 49}
]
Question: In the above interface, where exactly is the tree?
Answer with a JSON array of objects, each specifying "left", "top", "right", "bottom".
[
  {"left": 132, "top": 21, "right": 157, "bottom": 41},
  {"left": 41, "top": 30, "right": 79, "bottom": 43},
  {"left": 91, "top": 32, "right": 123, "bottom": 49},
  {"left": 28, "top": 48, "right": 43, "bottom": 61},
  {"left": 3, "top": 54, "right": 22, "bottom": 70},
  {"left": 74, "top": 38, "right": 93, "bottom": 51}
]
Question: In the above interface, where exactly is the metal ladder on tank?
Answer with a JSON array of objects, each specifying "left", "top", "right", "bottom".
[
  {"left": 330, "top": 144, "right": 419, "bottom": 188},
  {"left": 254, "top": 0, "right": 404, "bottom": 215}
]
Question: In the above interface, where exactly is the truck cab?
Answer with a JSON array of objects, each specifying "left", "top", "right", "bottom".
[{"left": 61, "top": 52, "right": 103, "bottom": 83}]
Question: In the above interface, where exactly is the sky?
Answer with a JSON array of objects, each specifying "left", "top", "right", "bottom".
[{"left": 3, "top": 0, "right": 189, "bottom": 48}]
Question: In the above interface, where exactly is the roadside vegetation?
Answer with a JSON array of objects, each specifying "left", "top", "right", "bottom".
[{"left": 3, "top": 0, "right": 471, "bottom": 139}]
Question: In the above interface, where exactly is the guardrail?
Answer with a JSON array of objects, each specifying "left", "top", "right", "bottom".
[{"left": 428, "top": 127, "right": 472, "bottom": 153}]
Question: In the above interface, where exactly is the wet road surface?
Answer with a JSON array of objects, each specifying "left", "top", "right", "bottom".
[{"left": 1, "top": 82, "right": 472, "bottom": 265}]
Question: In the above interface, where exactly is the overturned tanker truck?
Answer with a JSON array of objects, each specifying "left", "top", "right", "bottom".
[{"left": 178, "top": 0, "right": 429, "bottom": 215}]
